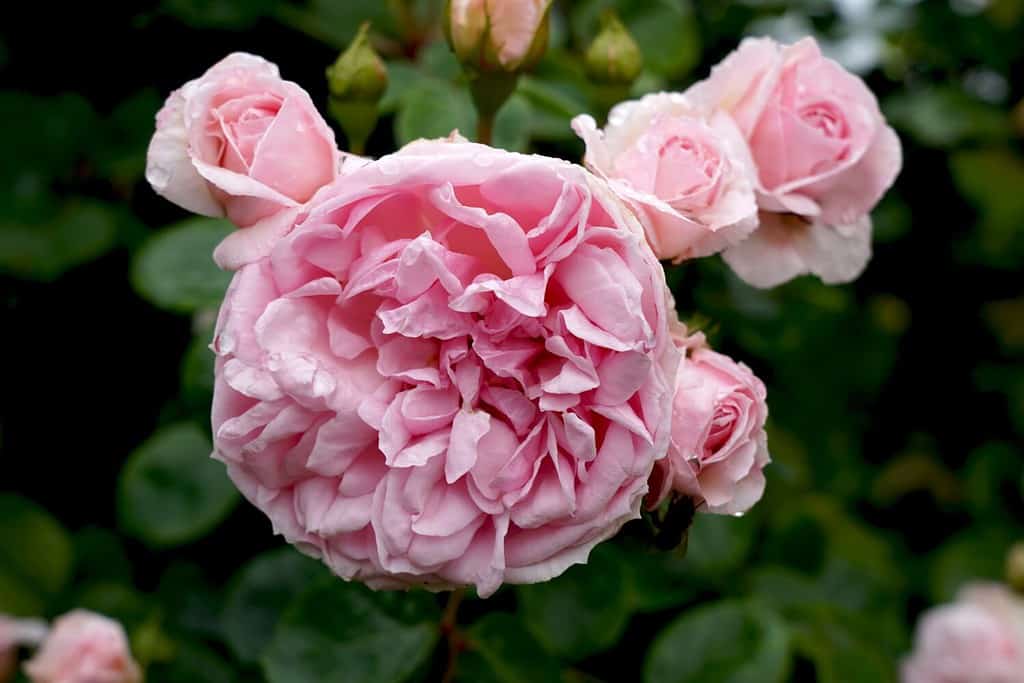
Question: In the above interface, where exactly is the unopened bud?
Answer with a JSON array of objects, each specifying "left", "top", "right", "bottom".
[
  {"left": 445, "top": 0, "right": 552, "bottom": 74},
  {"left": 327, "top": 22, "right": 389, "bottom": 102},
  {"left": 1007, "top": 542, "right": 1024, "bottom": 594},
  {"left": 326, "top": 23, "right": 388, "bottom": 154},
  {"left": 585, "top": 12, "right": 642, "bottom": 86}
]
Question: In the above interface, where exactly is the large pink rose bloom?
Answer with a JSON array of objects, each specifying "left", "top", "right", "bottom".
[
  {"left": 902, "top": 583, "right": 1024, "bottom": 683},
  {"left": 689, "top": 37, "right": 902, "bottom": 287},
  {"left": 210, "top": 138, "right": 679, "bottom": 596},
  {"left": 649, "top": 323, "right": 769, "bottom": 515},
  {"left": 0, "top": 615, "right": 47, "bottom": 683},
  {"left": 23, "top": 611, "right": 140, "bottom": 683},
  {"left": 146, "top": 53, "right": 346, "bottom": 269},
  {"left": 572, "top": 93, "right": 759, "bottom": 262}
]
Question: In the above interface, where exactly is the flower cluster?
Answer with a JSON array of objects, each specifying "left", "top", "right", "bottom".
[
  {"left": 574, "top": 37, "right": 901, "bottom": 288},
  {"left": 144, "top": 33, "right": 899, "bottom": 594}
]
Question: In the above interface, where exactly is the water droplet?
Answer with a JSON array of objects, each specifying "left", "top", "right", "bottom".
[{"left": 146, "top": 165, "right": 170, "bottom": 187}]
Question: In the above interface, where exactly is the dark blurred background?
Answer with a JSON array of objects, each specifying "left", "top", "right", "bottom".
[{"left": 1, "top": 1, "right": 1023, "bottom": 682}]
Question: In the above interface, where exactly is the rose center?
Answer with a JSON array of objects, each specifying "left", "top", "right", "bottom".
[
  {"left": 226, "top": 106, "right": 277, "bottom": 168},
  {"left": 798, "top": 102, "right": 849, "bottom": 140},
  {"left": 702, "top": 407, "right": 737, "bottom": 461},
  {"left": 653, "top": 136, "right": 721, "bottom": 202}
]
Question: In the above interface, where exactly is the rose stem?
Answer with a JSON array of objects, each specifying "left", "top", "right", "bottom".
[{"left": 440, "top": 588, "right": 467, "bottom": 683}]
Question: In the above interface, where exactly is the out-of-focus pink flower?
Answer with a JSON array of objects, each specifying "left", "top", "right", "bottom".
[
  {"left": 0, "top": 615, "right": 47, "bottom": 683},
  {"left": 572, "top": 93, "right": 759, "bottom": 262},
  {"left": 649, "top": 322, "right": 770, "bottom": 515},
  {"left": 688, "top": 37, "right": 901, "bottom": 287},
  {"left": 209, "top": 137, "right": 679, "bottom": 597},
  {"left": 902, "top": 583, "right": 1024, "bottom": 683},
  {"left": 146, "top": 53, "right": 345, "bottom": 269},
  {"left": 23, "top": 611, "right": 140, "bottom": 683}
]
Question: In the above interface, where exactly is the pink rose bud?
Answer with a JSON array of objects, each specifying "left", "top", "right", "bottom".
[
  {"left": 688, "top": 37, "right": 902, "bottom": 287},
  {"left": 446, "top": 0, "right": 552, "bottom": 72},
  {"left": 146, "top": 53, "right": 343, "bottom": 270},
  {"left": 902, "top": 583, "right": 1024, "bottom": 683},
  {"left": 573, "top": 93, "right": 759, "bottom": 262},
  {"left": 0, "top": 616, "right": 47, "bottom": 683},
  {"left": 23, "top": 611, "right": 140, "bottom": 683},
  {"left": 649, "top": 324, "right": 770, "bottom": 515},
  {"left": 210, "top": 137, "right": 679, "bottom": 597}
]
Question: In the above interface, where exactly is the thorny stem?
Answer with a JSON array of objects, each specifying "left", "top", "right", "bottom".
[{"left": 440, "top": 588, "right": 467, "bottom": 683}]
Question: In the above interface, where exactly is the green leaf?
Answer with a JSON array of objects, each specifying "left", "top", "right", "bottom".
[
  {"left": 0, "top": 494, "right": 73, "bottom": 616},
  {"left": 790, "top": 607, "right": 899, "bottom": 683},
  {"left": 118, "top": 422, "right": 239, "bottom": 547},
  {"left": 223, "top": 549, "right": 330, "bottom": 664},
  {"left": 0, "top": 92, "right": 96, "bottom": 184},
  {"left": 517, "top": 75, "right": 589, "bottom": 143},
  {"left": 94, "top": 90, "right": 164, "bottom": 185},
  {"left": 419, "top": 40, "right": 461, "bottom": 81},
  {"left": 163, "top": 0, "right": 278, "bottom": 29},
  {"left": 951, "top": 149, "right": 1024, "bottom": 268},
  {"left": 493, "top": 95, "right": 532, "bottom": 152},
  {"left": 746, "top": 566, "right": 828, "bottom": 613},
  {"left": 72, "top": 527, "right": 133, "bottom": 585},
  {"left": 380, "top": 62, "right": 423, "bottom": 113},
  {"left": 884, "top": 87, "right": 1010, "bottom": 148},
  {"left": 0, "top": 200, "right": 120, "bottom": 281},
  {"left": 745, "top": 567, "right": 909, "bottom": 666},
  {"left": 685, "top": 512, "right": 760, "bottom": 579},
  {"left": 157, "top": 564, "right": 224, "bottom": 640},
  {"left": 262, "top": 579, "right": 439, "bottom": 683},
  {"left": 621, "top": 513, "right": 759, "bottom": 613},
  {"left": 131, "top": 217, "right": 233, "bottom": 314},
  {"left": 181, "top": 328, "right": 216, "bottom": 417},
  {"left": 620, "top": 543, "right": 701, "bottom": 613},
  {"left": 395, "top": 79, "right": 475, "bottom": 146},
  {"left": 929, "top": 528, "right": 1020, "bottom": 602},
  {"left": 149, "top": 640, "right": 238, "bottom": 683},
  {"left": 644, "top": 600, "right": 790, "bottom": 683},
  {"left": 571, "top": 0, "right": 700, "bottom": 79},
  {"left": 273, "top": 1, "right": 396, "bottom": 49},
  {"left": 964, "top": 442, "right": 1024, "bottom": 519},
  {"left": 762, "top": 496, "right": 905, "bottom": 607},
  {"left": 984, "top": 297, "right": 1024, "bottom": 353},
  {"left": 73, "top": 583, "right": 153, "bottom": 633},
  {"left": 517, "top": 543, "right": 633, "bottom": 660},
  {"left": 457, "top": 613, "right": 562, "bottom": 683}
]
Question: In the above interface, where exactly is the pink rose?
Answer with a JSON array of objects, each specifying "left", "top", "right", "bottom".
[
  {"left": 689, "top": 37, "right": 901, "bottom": 287},
  {"left": 722, "top": 211, "right": 872, "bottom": 289},
  {"left": 0, "top": 616, "right": 47, "bottom": 683},
  {"left": 447, "top": 0, "right": 552, "bottom": 70},
  {"left": 210, "top": 138, "right": 679, "bottom": 596},
  {"left": 23, "top": 611, "right": 140, "bottom": 683},
  {"left": 902, "top": 583, "right": 1024, "bottom": 683},
  {"left": 649, "top": 323, "right": 770, "bottom": 515},
  {"left": 572, "top": 93, "right": 759, "bottom": 262},
  {"left": 146, "top": 53, "right": 344, "bottom": 270}
]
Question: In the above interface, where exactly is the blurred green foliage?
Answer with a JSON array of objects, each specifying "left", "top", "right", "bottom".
[{"left": 2, "top": 0, "right": 1023, "bottom": 681}]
